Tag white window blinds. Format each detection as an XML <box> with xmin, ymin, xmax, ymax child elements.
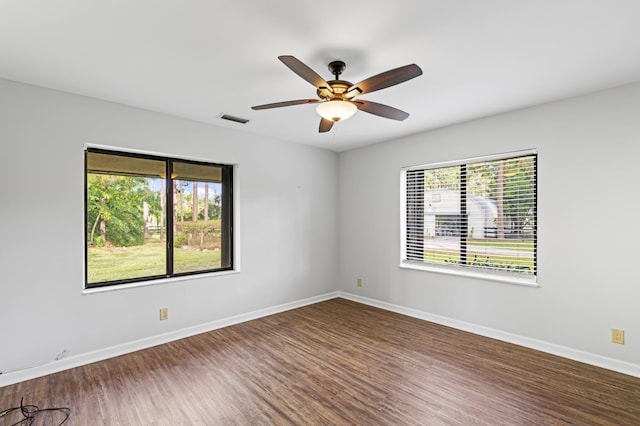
<box><xmin>401</xmin><ymin>150</ymin><xmax>537</xmax><ymax>285</ymax></box>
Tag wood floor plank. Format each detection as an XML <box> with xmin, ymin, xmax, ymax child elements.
<box><xmin>1</xmin><ymin>298</ymin><xmax>639</xmax><ymax>425</ymax></box>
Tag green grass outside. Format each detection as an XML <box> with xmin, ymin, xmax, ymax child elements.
<box><xmin>467</xmin><ymin>238</ymin><xmax>535</xmax><ymax>252</ymax></box>
<box><xmin>87</xmin><ymin>240</ymin><xmax>221</xmax><ymax>283</ymax></box>
<box><xmin>424</xmin><ymin>238</ymin><xmax>535</xmax><ymax>272</ymax></box>
<box><xmin>174</xmin><ymin>246</ymin><xmax>221</xmax><ymax>274</ymax></box>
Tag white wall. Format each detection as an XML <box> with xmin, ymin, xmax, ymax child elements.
<box><xmin>338</xmin><ymin>82</ymin><xmax>640</xmax><ymax>372</ymax></box>
<box><xmin>2</xmin><ymin>77</ymin><xmax>639</xmax><ymax>386</ymax></box>
<box><xmin>0</xmin><ymin>79</ymin><xmax>338</xmax><ymax>381</ymax></box>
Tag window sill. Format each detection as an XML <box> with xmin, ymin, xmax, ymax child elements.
<box><xmin>82</xmin><ymin>269</ymin><xmax>240</xmax><ymax>295</ymax></box>
<box><xmin>399</xmin><ymin>261</ymin><xmax>539</xmax><ymax>288</ymax></box>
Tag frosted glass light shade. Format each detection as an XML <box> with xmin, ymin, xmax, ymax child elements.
<box><xmin>316</xmin><ymin>100</ymin><xmax>357</xmax><ymax>122</ymax></box>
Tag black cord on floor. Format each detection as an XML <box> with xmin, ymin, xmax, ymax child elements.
<box><xmin>0</xmin><ymin>397</ymin><xmax>70</xmax><ymax>425</ymax></box>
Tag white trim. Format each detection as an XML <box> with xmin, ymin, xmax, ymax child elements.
<box><xmin>4</xmin><ymin>291</ymin><xmax>637</xmax><ymax>387</ymax></box>
<box><xmin>84</xmin><ymin>142</ymin><xmax>238</xmax><ymax>168</ymax></box>
<box><xmin>401</xmin><ymin>148</ymin><xmax>538</xmax><ymax>172</ymax></box>
<box><xmin>338</xmin><ymin>291</ymin><xmax>640</xmax><ymax>379</ymax></box>
<box><xmin>82</xmin><ymin>269</ymin><xmax>241</xmax><ymax>295</ymax></box>
<box><xmin>399</xmin><ymin>261</ymin><xmax>539</xmax><ymax>287</ymax></box>
<box><xmin>82</xmin><ymin>143</ymin><xmax>241</xmax><ymax>293</ymax></box>
<box><xmin>0</xmin><ymin>292</ymin><xmax>339</xmax><ymax>387</ymax></box>
<box><xmin>400</xmin><ymin>149</ymin><xmax>538</xmax><ymax>286</ymax></box>
<box><xmin>399</xmin><ymin>169</ymin><xmax>408</xmax><ymax>261</ymax></box>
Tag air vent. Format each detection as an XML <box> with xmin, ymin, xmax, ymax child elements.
<box><xmin>218</xmin><ymin>114</ymin><xmax>249</xmax><ymax>124</ymax></box>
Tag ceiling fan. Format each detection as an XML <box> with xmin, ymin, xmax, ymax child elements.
<box><xmin>251</xmin><ymin>55</ymin><xmax>423</xmax><ymax>133</ymax></box>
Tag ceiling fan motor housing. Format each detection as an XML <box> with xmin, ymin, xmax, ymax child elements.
<box><xmin>318</xmin><ymin>60</ymin><xmax>360</xmax><ymax>100</ymax></box>
<box><xmin>317</xmin><ymin>80</ymin><xmax>352</xmax><ymax>100</ymax></box>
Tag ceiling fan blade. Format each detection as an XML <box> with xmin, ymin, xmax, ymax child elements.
<box><xmin>347</xmin><ymin>64</ymin><xmax>423</xmax><ymax>97</ymax></box>
<box><xmin>354</xmin><ymin>100</ymin><xmax>410</xmax><ymax>121</ymax></box>
<box><xmin>251</xmin><ymin>98</ymin><xmax>320</xmax><ymax>110</ymax></box>
<box><xmin>279</xmin><ymin>55</ymin><xmax>333</xmax><ymax>91</ymax></box>
<box><xmin>319</xmin><ymin>118</ymin><xmax>334</xmax><ymax>133</ymax></box>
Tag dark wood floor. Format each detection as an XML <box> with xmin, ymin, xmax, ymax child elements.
<box><xmin>1</xmin><ymin>298</ymin><xmax>639</xmax><ymax>425</ymax></box>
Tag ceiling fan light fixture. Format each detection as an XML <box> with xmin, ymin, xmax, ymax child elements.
<box><xmin>252</xmin><ymin>56</ymin><xmax>423</xmax><ymax>132</ymax></box>
<box><xmin>316</xmin><ymin>100</ymin><xmax>357</xmax><ymax>122</ymax></box>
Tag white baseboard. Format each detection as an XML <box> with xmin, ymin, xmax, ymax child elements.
<box><xmin>338</xmin><ymin>291</ymin><xmax>640</xmax><ymax>379</ymax></box>
<box><xmin>3</xmin><ymin>290</ymin><xmax>637</xmax><ymax>388</ymax></box>
<box><xmin>0</xmin><ymin>292</ymin><xmax>339</xmax><ymax>388</ymax></box>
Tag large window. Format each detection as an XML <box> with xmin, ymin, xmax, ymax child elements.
<box><xmin>401</xmin><ymin>150</ymin><xmax>537</xmax><ymax>285</ymax></box>
<box><xmin>85</xmin><ymin>148</ymin><xmax>234</xmax><ymax>288</ymax></box>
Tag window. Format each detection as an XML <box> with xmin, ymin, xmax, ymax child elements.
<box><xmin>401</xmin><ymin>150</ymin><xmax>537</xmax><ymax>285</ymax></box>
<box><xmin>85</xmin><ymin>148</ymin><xmax>234</xmax><ymax>288</ymax></box>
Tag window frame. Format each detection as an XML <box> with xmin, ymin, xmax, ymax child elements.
<box><xmin>84</xmin><ymin>145</ymin><xmax>236</xmax><ymax>290</ymax></box>
<box><xmin>400</xmin><ymin>149</ymin><xmax>538</xmax><ymax>287</ymax></box>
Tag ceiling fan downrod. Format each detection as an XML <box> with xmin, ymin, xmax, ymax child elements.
<box><xmin>328</xmin><ymin>60</ymin><xmax>346</xmax><ymax>79</ymax></box>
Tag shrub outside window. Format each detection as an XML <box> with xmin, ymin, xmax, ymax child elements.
<box><xmin>401</xmin><ymin>150</ymin><xmax>537</xmax><ymax>286</ymax></box>
<box><xmin>85</xmin><ymin>148</ymin><xmax>233</xmax><ymax>288</ymax></box>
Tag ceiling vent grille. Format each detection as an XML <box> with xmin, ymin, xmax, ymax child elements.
<box><xmin>218</xmin><ymin>114</ymin><xmax>249</xmax><ymax>124</ymax></box>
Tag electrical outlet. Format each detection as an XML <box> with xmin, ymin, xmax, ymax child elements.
<box><xmin>160</xmin><ymin>308</ymin><xmax>168</xmax><ymax>321</ymax></box>
<box><xmin>357</xmin><ymin>278</ymin><xmax>362</xmax><ymax>287</ymax></box>
<box><xmin>611</xmin><ymin>329</ymin><xmax>625</xmax><ymax>344</ymax></box>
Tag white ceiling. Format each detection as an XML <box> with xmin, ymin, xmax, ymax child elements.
<box><xmin>2</xmin><ymin>1</ymin><xmax>640</xmax><ymax>152</ymax></box>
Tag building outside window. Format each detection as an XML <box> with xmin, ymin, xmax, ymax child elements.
<box><xmin>401</xmin><ymin>150</ymin><xmax>537</xmax><ymax>285</ymax></box>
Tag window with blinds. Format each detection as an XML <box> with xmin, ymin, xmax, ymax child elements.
<box><xmin>401</xmin><ymin>150</ymin><xmax>537</xmax><ymax>285</ymax></box>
